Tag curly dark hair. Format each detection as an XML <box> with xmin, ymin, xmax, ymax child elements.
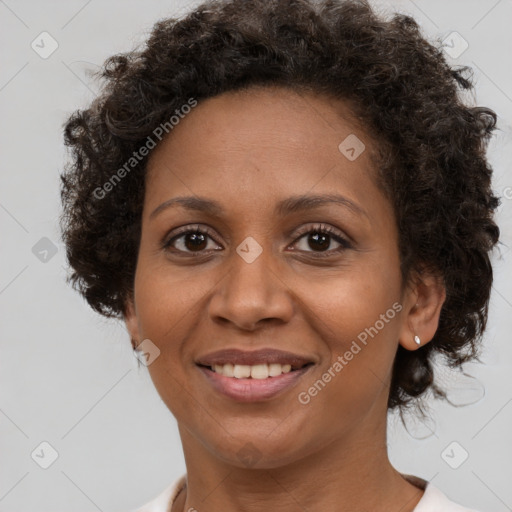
<box><xmin>60</xmin><ymin>0</ymin><xmax>500</xmax><ymax>409</ymax></box>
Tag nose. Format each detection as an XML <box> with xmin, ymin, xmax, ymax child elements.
<box><xmin>208</xmin><ymin>244</ymin><xmax>295</xmax><ymax>331</ymax></box>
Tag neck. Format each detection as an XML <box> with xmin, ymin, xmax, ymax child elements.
<box><xmin>174</xmin><ymin>414</ymin><xmax>424</xmax><ymax>512</ymax></box>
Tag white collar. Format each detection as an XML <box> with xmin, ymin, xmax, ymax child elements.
<box><xmin>132</xmin><ymin>474</ymin><xmax>480</xmax><ymax>512</ymax></box>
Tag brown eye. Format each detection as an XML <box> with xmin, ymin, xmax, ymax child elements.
<box><xmin>182</xmin><ymin>231</ymin><xmax>208</xmax><ymax>251</ymax></box>
<box><xmin>163</xmin><ymin>227</ymin><xmax>221</xmax><ymax>254</ymax></box>
<box><xmin>292</xmin><ymin>224</ymin><xmax>352</xmax><ymax>256</ymax></box>
<box><xmin>305</xmin><ymin>232</ymin><xmax>331</xmax><ymax>252</ymax></box>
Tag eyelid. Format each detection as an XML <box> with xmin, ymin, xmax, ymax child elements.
<box><xmin>162</xmin><ymin>222</ymin><xmax>353</xmax><ymax>255</ymax></box>
<box><xmin>290</xmin><ymin>223</ymin><xmax>352</xmax><ymax>247</ymax></box>
<box><xmin>161</xmin><ymin>224</ymin><xmax>222</xmax><ymax>250</ymax></box>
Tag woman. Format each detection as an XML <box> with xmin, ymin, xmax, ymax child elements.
<box><xmin>60</xmin><ymin>0</ymin><xmax>500</xmax><ymax>510</ymax></box>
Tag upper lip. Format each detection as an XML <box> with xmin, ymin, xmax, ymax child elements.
<box><xmin>195</xmin><ymin>348</ymin><xmax>315</xmax><ymax>369</ymax></box>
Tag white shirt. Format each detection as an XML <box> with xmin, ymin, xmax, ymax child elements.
<box><xmin>131</xmin><ymin>474</ymin><xmax>481</xmax><ymax>512</ymax></box>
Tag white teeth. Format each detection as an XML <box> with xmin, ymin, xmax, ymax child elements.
<box><xmin>251</xmin><ymin>364</ymin><xmax>268</xmax><ymax>379</ymax></box>
<box><xmin>268</xmin><ymin>363</ymin><xmax>284</xmax><ymax>377</ymax></box>
<box><xmin>233</xmin><ymin>365</ymin><xmax>251</xmax><ymax>378</ymax></box>
<box><xmin>212</xmin><ymin>363</ymin><xmax>293</xmax><ymax>378</ymax></box>
<box><xmin>223</xmin><ymin>363</ymin><xmax>234</xmax><ymax>377</ymax></box>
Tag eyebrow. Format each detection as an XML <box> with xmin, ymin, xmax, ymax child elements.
<box><xmin>149</xmin><ymin>193</ymin><xmax>369</xmax><ymax>220</ymax></box>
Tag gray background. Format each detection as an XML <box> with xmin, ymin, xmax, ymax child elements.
<box><xmin>1</xmin><ymin>0</ymin><xmax>511</xmax><ymax>510</ymax></box>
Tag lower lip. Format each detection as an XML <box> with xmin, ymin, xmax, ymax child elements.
<box><xmin>197</xmin><ymin>365</ymin><xmax>313</xmax><ymax>402</ymax></box>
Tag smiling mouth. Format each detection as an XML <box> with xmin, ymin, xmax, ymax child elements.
<box><xmin>197</xmin><ymin>362</ymin><xmax>313</xmax><ymax>379</ymax></box>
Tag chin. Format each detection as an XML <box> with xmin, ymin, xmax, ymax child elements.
<box><xmin>202</xmin><ymin>427</ymin><xmax>315</xmax><ymax>470</ymax></box>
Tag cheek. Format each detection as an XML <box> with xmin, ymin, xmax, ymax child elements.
<box><xmin>303</xmin><ymin>256</ymin><xmax>402</xmax><ymax>341</ymax></box>
<box><xmin>133</xmin><ymin>257</ymin><xmax>213</xmax><ymax>337</ymax></box>
<box><xmin>298</xmin><ymin>257</ymin><xmax>403</xmax><ymax>395</ymax></box>
<box><xmin>132</xmin><ymin>262</ymin><xmax>213</xmax><ymax>406</ymax></box>
<box><xmin>294</xmin><ymin>297</ymin><xmax>401</xmax><ymax>442</ymax></box>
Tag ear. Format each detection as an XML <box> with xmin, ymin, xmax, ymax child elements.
<box><xmin>124</xmin><ymin>298</ymin><xmax>141</xmax><ymax>351</ymax></box>
<box><xmin>398</xmin><ymin>268</ymin><xmax>446</xmax><ymax>351</ymax></box>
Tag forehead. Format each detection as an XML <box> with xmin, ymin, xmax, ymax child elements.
<box><xmin>153</xmin><ymin>86</ymin><xmax>367</xmax><ymax>150</ymax></box>
<box><xmin>147</xmin><ymin>87</ymin><xmax>374</xmax><ymax>170</ymax></box>
<box><xmin>143</xmin><ymin>86</ymin><xmax>388</xmax><ymax>224</ymax></box>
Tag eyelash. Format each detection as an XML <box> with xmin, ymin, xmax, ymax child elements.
<box><xmin>161</xmin><ymin>223</ymin><xmax>352</xmax><ymax>258</ymax></box>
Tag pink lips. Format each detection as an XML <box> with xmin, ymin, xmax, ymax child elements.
<box><xmin>195</xmin><ymin>348</ymin><xmax>315</xmax><ymax>402</ymax></box>
<box><xmin>198</xmin><ymin>364</ymin><xmax>313</xmax><ymax>402</ymax></box>
<box><xmin>195</xmin><ymin>348</ymin><xmax>314</xmax><ymax>369</ymax></box>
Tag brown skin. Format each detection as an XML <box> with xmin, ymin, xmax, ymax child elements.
<box><xmin>125</xmin><ymin>86</ymin><xmax>446</xmax><ymax>512</ymax></box>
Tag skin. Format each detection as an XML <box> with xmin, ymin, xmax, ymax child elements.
<box><xmin>125</xmin><ymin>86</ymin><xmax>446</xmax><ymax>512</ymax></box>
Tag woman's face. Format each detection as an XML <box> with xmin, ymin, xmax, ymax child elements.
<box><xmin>126</xmin><ymin>86</ymin><xmax>419</xmax><ymax>468</ymax></box>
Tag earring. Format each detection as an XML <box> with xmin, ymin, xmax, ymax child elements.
<box><xmin>414</xmin><ymin>335</ymin><xmax>421</xmax><ymax>346</ymax></box>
